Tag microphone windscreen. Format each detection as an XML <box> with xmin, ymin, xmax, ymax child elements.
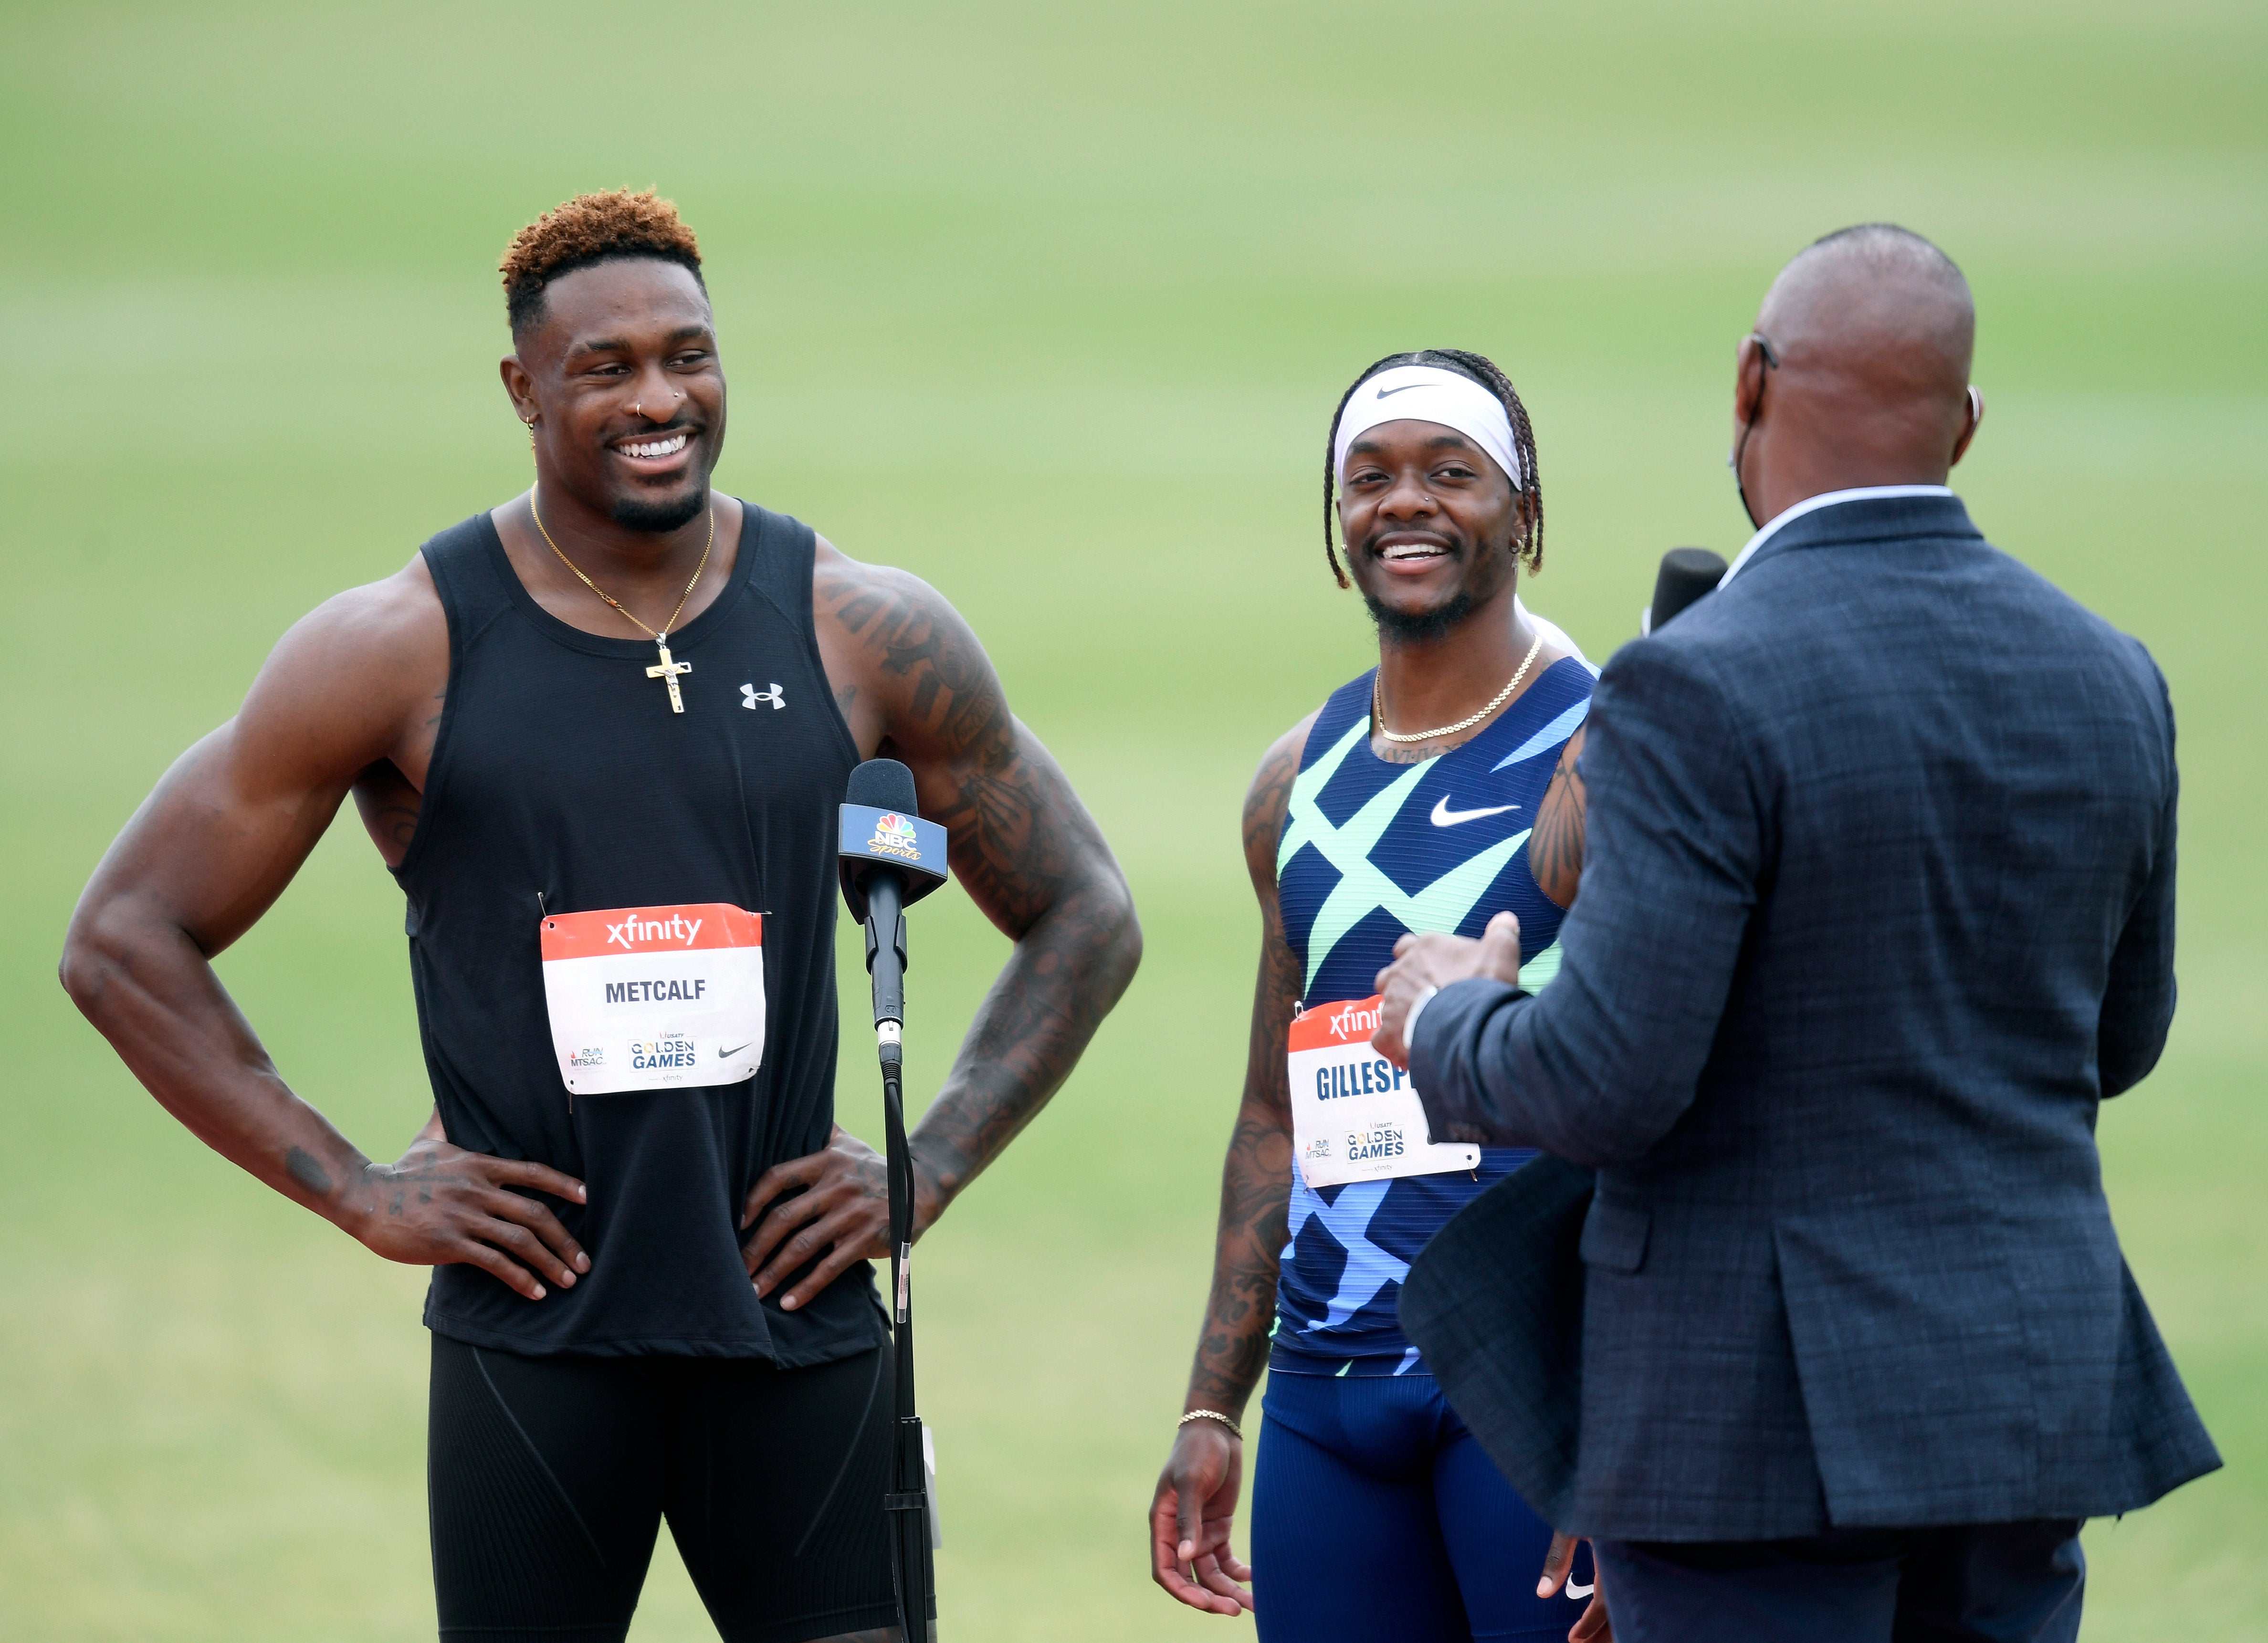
<box><xmin>846</xmin><ymin>757</ymin><xmax>920</xmax><ymax>818</ymax></box>
<box><xmin>1649</xmin><ymin>547</ymin><xmax>1728</xmax><ymax>635</ymax></box>
<box><xmin>839</xmin><ymin>758</ymin><xmax>946</xmax><ymax>918</ymax></box>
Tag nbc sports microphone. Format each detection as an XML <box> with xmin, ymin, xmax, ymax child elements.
<box><xmin>837</xmin><ymin>758</ymin><xmax>951</xmax><ymax>1626</ymax></box>
<box><xmin>1640</xmin><ymin>546</ymin><xmax>1729</xmax><ymax>637</ymax></box>
<box><xmin>839</xmin><ymin>758</ymin><xmax>950</xmax><ymax>1037</ymax></box>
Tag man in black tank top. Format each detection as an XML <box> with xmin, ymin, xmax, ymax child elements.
<box><xmin>62</xmin><ymin>189</ymin><xmax>1142</xmax><ymax>1643</ymax></box>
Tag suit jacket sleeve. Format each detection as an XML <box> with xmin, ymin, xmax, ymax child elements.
<box><xmin>1410</xmin><ymin>636</ymin><xmax>1764</xmax><ymax>1165</ymax></box>
<box><xmin>2099</xmin><ymin>654</ymin><xmax>2179</xmax><ymax>1097</ymax></box>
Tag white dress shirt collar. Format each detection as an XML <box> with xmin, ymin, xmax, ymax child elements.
<box><xmin>1717</xmin><ymin>485</ymin><xmax>1955</xmax><ymax>587</ymax></box>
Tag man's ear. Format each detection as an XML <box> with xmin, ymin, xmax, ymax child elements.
<box><xmin>1732</xmin><ymin>334</ymin><xmax>1769</xmax><ymax>431</ymax></box>
<box><xmin>1950</xmin><ymin>385</ymin><xmax>1984</xmax><ymax>467</ymax></box>
<box><xmin>500</xmin><ymin>354</ymin><xmax>537</xmax><ymax>423</ymax></box>
<box><xmin>1502</xmin><ymin>496</ymin><xmax>1532</xmax><ymax>567</ymax></box>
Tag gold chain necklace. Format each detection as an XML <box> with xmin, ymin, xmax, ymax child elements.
<box><xmin>1373</xmin><ymin>628</ymin><xmax>1544</xmax><ymax>745</ymax></box>
<box><xmin>529</xmin><ymin>489</ymin><xmax>714</xmax><ymax>714</ymax></box>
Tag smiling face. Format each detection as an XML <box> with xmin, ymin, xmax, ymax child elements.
<box><xmin>506</xmin><ymin>257</ymin><xmax>725</xmax><ymax>532</ymax></box>
<box><xmin>1336</xmin><ymin>419</ymin><xmax>1523</xmax><ymax>640</ymax></box>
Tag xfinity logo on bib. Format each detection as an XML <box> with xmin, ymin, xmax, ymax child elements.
<box><xmin>1326</xmin><ymin>1000</ymin><xmax>1381</xmax><ymax>1041</ymax></box>
<box><xmin>607</xmin><ymin>913</ymin><xmax>704</xmax><ymax>950</ymax></box>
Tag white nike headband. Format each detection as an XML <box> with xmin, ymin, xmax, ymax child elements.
<box><xmin>1332</xmin><ymin>364</ymin><xmax>1522</xmax><ymax>491</ymax></box>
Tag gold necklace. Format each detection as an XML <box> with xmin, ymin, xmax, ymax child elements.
<box><xmin>1373</xmin><ymin>628</ymin><xmax>1544</xmax><ymax>745</ymax></box>
<box><xmin>529</xmin><ymin>490</ymin><xmax>714</xmax><ymax>715</ymax></box>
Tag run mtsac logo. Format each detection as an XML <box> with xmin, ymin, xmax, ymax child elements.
<box><xmin>1302</xmin><ymin>1134</ymin><xmax>1333</xmax><ymax>1162</ymax></box>
<box><xmin>867</xmin><ymin>812</ymin><xmax>924</xmax><ymax>862</ymax></box>
<box><xmin>569</xmin><ymin>1046</ymin><xmax>605</xmax><ymax>1068</ymax></box>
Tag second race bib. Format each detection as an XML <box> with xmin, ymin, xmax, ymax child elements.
<box><xmin>538</xmin><ymin>903</ymin><xmax>765</xmax><ymax>1096</ymax></box>
<box><xmin>1288</xmin><ymin>995</ymin><xmax>1481</xmax><ymax>1189</ymax></box>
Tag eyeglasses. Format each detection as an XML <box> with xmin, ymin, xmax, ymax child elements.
<box><xmin>1746</xmin><ymin>332</ymin><xmax>1781</xmax><ymax>370</ymax></box>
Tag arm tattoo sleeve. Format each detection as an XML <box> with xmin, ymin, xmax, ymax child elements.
<box><xmin>822</xmin><ymin>565</ymin><xmax>1143</xmax><ymax>1212</ymax></box>
<box><xmin>1528</xmin><ymin>725</ymin><xmax>1588</xmax><ymax>910</ymax></box>
<box><xmin>1185</xmin><ymin>730</ymin><xmax>1305</xmax><ymax>1416</ymax></box>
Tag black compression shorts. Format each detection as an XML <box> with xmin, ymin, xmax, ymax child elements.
<box><xmin>428</xmin><ymin>1334</ymin><xmax>904</xmax><ymax>1642</ymax></box>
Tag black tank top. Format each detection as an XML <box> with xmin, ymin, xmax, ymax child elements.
<box><xmin>397</xmin><ymin>502</ymin><xmax>884</xmax><ymax>1363</ymax></box>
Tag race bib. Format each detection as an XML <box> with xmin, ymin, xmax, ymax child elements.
<box><xmin>538</xmin><ymin>903</ymin><xmax>765</xmax><ymax>1096</ymax></box>
<box><xmin>1288</xmin><ymin>995</ymin><xmax>1481</xmax><ymax>1189</ymax></box>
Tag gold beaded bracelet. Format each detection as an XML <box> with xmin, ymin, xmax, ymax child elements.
<box><xmin>1178</xmin><ymin>1409</ymin><xmax>1243</xmax><ymax>1440</ymax></box>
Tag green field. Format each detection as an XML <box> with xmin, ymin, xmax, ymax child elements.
<box><xmin>2</xmin><ymin>2</ymin><xmax>2262</xmax><ymax>1637</ymax></box>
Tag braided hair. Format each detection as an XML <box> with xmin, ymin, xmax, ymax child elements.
<box><xmin>1322</xmin><ymin>348</ymin><xmax>1543</xmax><ymax>588</ymax></box>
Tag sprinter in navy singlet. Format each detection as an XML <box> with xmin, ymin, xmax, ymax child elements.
<box><xmin>1152</xmin><ymin>351</ymin><xmax>1604</xmax><ymax>1641</ymax></box>
<box><xmin>65</xmin><ymin>189</ymin><xmax>1139</xmax><ymax>1643</ymax></box>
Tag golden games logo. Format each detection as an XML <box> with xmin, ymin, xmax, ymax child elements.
<box><xmin>1343</xmin><ymin>1123</ymin><xmax>1406</xmax><ymax>1162</ymax></box>
<box><xmin>630</xmin><ymin>1036</ymin><xmax>697</xmax><ymax>1072</ymax></box>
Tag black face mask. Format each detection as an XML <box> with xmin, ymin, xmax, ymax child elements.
<box><xmin>1726</xmin><ymin>333</ymin><xmax>1780</xmax><ymax>530</ymax></box>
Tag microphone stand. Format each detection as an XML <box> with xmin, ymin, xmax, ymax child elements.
<box><xmin>863</xmin><ymin>872</ymin><xmax>935</xmax><ymax>1641</ymax></box>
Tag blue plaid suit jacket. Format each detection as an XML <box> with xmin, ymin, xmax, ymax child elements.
<box><xmin>1407</xmin><ymin>493</ymin><xmax>2218</xmax><ymax>1540</ymax></box>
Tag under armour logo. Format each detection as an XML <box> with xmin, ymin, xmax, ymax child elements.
<box><xmin>741</xmin><ymin>682</ymin><xmax>785</xmax><ymax>711</ymax></box>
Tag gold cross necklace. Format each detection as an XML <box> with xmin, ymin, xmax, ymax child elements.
<box><xmin>529</xmin><ymin>490</ymin><xmax>714</xmax><ymax>714</ymax></box>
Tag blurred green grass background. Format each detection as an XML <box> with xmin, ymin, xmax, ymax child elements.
<box><xmin>2</xmin><ymin>1</ymin><xmax>2261</xmax><ymax>1637</ymax></box>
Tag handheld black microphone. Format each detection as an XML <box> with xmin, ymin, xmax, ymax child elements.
<box><xmin>1642</xmin><ymin>546</ymin><xmax>1729</xmax><ymax>636</ymax></box>
<box><xmin>836</xmin><ymin>758</ymin><xmax>951</xmax><ymax>1634</ymax></box>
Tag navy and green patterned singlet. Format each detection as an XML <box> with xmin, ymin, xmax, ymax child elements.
<box><xmin>1271</xmin><ymin>652</ymin><xmax>1596</xmax><ymax>1375</ymax></box>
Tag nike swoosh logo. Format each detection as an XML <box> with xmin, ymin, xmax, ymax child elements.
<box><xmin>718</xmin><ymin>1043</ymin><xmax>752</xmax><ymax>1059</ymax></box>
<box><xmin>1430</xmin><ymin>795</ymin><xmax>1519</xmax><ymax>827</ymax></box>
<box><xmin>1566</xmin><ymin>1581</ymin><xmax>1595</xmax><ymax>1600</ymax></box>
<box><xmin>1376</xmin><ymin>382</ymin><xmax>1427</xmax><ymax>397</ymax></box>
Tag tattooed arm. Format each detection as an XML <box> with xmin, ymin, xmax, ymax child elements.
<box><xmin>739</xmin><ymin>542</ymin><xmax>1144</xmax><ymax>1308</ymax></box>
<box><xmin>1528</xmin><ymin>723</ymin><xmax>1588</xmax><ymax>909</ymax></box>
<box><xmin>1147</xmin><ymin>717</ymin><xmax>1310</xmax><ymax>1617</ymax></box>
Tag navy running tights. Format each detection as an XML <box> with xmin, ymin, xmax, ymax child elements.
<box><xmin>1252</xmin><ymin>1368</ymin><xmax>1592</xmax><ymax>1642</ymax></box>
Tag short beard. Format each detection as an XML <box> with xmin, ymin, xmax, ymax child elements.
<box><xmin>610</xmin><ymin>483</ymin><xmax>709</xmax><ymax>534</ymax></box>
<box><xmin>1365</xmin><ymin>587</ymin><xmax>1477</xmax><ymax>644</ymax></box>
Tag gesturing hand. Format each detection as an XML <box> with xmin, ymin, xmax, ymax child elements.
<box><xmin>1150</xmin><ymin>1420</ymin><xmax>1255</xmax><ymax>1616</ymax></box>
<box><xmin>1538</xmin><ymin>1530</ymin><xmax>1614</xmax><ymax>1643</ymax></box>
<box><xmin>740</xmin><ymin>1125</ymin><xmax>939</xmax><ymax>1311</ymax></box>
<box><xmin>1371</xmin><ymin>910</ymin><xmax>1524</xmax><ymax>1067</ymax></box>
<box><xmin>356</xmin><ymin>1134</ymin><xmax>589</xmax><ymax>1301</ymax></box>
